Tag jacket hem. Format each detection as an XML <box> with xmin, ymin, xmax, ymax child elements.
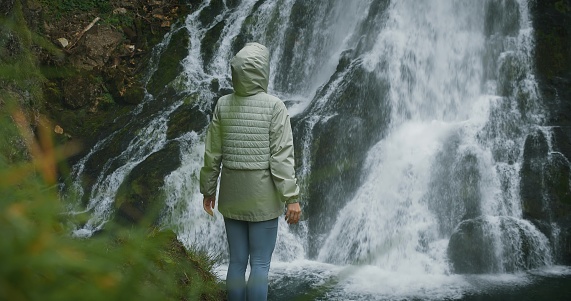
<box><xmin>220</xmin><ymin>209</ymin><xmax>283</xmax><ymax>222</ymax></box>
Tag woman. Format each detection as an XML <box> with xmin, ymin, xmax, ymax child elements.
<box><xmin>200</xmin><ymin>42</ymin><xmax>301</xmax><ymax>301</ymax></box>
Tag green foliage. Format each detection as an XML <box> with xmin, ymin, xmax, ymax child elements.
<box><xmin>103</xmin><ymin>10</ymin><xmax>135</xmax><ymax>27</ymax></box>
<box><xmin>0</xmin><ymin>2</ymin><xmax>225</xmax><ymax>300</ymax></box>
<box><xmin>38</xmin><ymin>0</ymin><xmax>133</xmax><ymax>27</ymax></box>
<box><xmin>0</xmin><ymin>100</ymin><xmax>224</xmax><ymax>301</ymax></box>
<box><xmin>99</xmin><ymin>92</ymin><xmax>115</xmax><ymax>108</ymax></box>
<box><xmin>0</xmin><ymin>1</ymin><xmax>47</xmax><ymax>112</ymax></box>
<box><xmin>39</xmin><ymin>0</ymin><xmax>113</xmax><ymax>19</ymax></box>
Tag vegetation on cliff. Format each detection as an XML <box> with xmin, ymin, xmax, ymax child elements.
<box><xmin>1</xmin><ymin>0</ymin><xmax>224</xmax><ymax>299</ymax></box>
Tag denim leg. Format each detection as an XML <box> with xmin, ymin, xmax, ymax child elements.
<box><xmin>224</xmin><ymin>218</ymin><xmax>249</xmax><ymax>301</ymax></box>
<box><xmin>247</xmin><ymin>218</ymin><xmax>278</xmax><ymax>301</ymax></box>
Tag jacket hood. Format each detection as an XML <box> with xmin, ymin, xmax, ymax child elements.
<box><xmin>231</xmin><ymin>42</ymin><xmax>270</xmax><ymax>96</ymax></box>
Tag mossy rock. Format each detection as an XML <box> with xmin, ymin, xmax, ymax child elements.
<box><xmin>166</xmin><ymin>102</ymin><xmax>208</xmax><ymax>140</ymax></box>
<box><xmin>105</xmin><ymin>67</ymin><xmax>145</xmax><ymax>105</ymax></box>
<box><xmin>198</xmin><ymin>0</ymin><xmax>225</xmax><ymax>27</ymax></box>
<box><xmin>201</xmin><ymin>19</ymin><xmax>225</xmax><ymax>69</ymax></box>
<box><xmin>520</xmin><ymin>129</ymin><xmax>549</xmax><ymax>220</ymax></box>
<box><xmin>61</xmin><ymin>72</ymin><xmax>103</xmax><ymax>109</ymax></box>
<box><xmin>115</xmin><ymin>140</ymin><xmax>182</xmax><ymax>225</ymax></box>
<box><xmin>448</xmin><ymin>217</ymin><xmax>551</xmax><ymax>274</ymax></box>
<box><xmin>292</xmin><ymin>61</ymin><xmax>390</xmax><ymax>257</ymax></box>
<box><xmin>147</xmin><ymin>28</ymin><xmax>190</xmax><ymax>96</ymax></box>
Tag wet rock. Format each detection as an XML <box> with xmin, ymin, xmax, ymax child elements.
<box><xmin>293</xmin><ymin>61</ymin><xmax>390</xmax><ymax>258</ymax></box>
<box><xmin>147</xmin><ymin>28</ymin><xmax>189</xmax><ymax>96</ymax></box>
<box><xmin>448</xmin><ymin>216</ymin><xmax>552</xmax><ymax>274</ymax></box>
<box><xmin>200</xmin><ymin>19</ymin><xmax>225</xmax><ymax>69</ymax></box>
<box><xmin>166</xmin><ymin>102</ymin><xmax>208</xmax><ymax>140</ymax></box>
<box><xmin>520</xmin><ymin>129</ymin><xmax>549</xmax><ymax>220</ymax></box>
<box><xmin>484</xmin><ymin>0</ymin><xmax>520</xmax><ymax>37</ymax></box>
<box><xmin>520</xmin><ymin>128</ymin><xmax>571</xmax><ymax>263</ymax></box>
<box><xmin>426</xmin><ymin>135</ymin><xmax>482</xmax><ymax>236</ymax></box>
<box><xmin>198</xmin><ymin>0</ymin><xmax>224</xmax><ymax>27</ymax></box>
<box><xmin>115</xmin><ymin>140</ymin><xmax>182</xmax><ymax>225</ymax></box>
<box><xmin>545</xmin><ymin>153</ymin><xmax>571</xmax><ymax>210</ymax></box>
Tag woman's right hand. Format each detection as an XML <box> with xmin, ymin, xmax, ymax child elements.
<box><xmin>203</xmin><ymin>195</ymin><xmax>216</xmax><ymax>216</ymax></box>
<box><xmin>285</xmin><ymin>202</ymin><xmax>301</xmax><ymax>224</ymax></box>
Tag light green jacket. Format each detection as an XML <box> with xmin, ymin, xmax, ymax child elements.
<box><xmin>200</xmin><ymin>42</ymin><xmax>299</xmax><ymax>222</ymax></box>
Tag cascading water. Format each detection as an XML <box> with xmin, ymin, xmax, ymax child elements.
<box><xmin>65</xmin><ymin>0</ymin><xmax>571</xmax><ymax>300</ymax></box>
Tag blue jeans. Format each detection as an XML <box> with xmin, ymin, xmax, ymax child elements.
<box><xmin>224</xmin><ymin>217</ymin><xmax>278</xmax><ymax>301</ymax></box>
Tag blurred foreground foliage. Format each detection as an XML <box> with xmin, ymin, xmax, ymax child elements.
<box><xmin>0</xmin><ymin>100</ymin><xmax>224</xmax><ymax>301</ymax></box>
<box><xmin>0</xmin><ymin>2</ymin><xmax>224</xmax><ymax>300</ymax></box>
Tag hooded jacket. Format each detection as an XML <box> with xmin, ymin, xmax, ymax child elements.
<box><xmin>199</xmin><ymin>43</ymin><xmax>299</xmax><ymax>221</ymax></box>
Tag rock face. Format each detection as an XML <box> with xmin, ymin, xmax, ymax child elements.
<box><xmin>527</xmin><ymin>0</ymin><xmax>571</xmax><ymax>264</ymax></box>
<box><xmin>520</xmin><ymin>129</ymin><xmax>571</xmax><ymax>264</ymax></box>
<box><xmin>115</xmin><ymin>140</ymin><xmax>182</xmax><ymax>225</ymax></box>
<box><xmin>146</xmin><ymin>28</ymin><xmax>190</xmax><ymax>97</ymax></box>
<box><xmin>532</xmin><ymin>0</ymin><xmax>571</xmax><ymax>126</ymax></box>
<box><xmin>293</xmin><ymin>55</ymin><xmax>391</xmax><ymax>258</ymax></box>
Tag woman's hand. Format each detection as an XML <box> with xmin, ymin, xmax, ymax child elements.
<box><xmin>285</xmin><ymin>202</ymin><xmax>301</xmax><ymax>224</ymax></box>
<box><xmin>203</xmin><ymin>195</ymin><xmax>216</xmax><ymax>216</ymax></box>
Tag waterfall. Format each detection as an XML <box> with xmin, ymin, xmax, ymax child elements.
<box><xmin>65</xmin><ymin>0</ymin><xmax>566</xmax><ymax>299</ymax></box>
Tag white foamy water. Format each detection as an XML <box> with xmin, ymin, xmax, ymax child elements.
<box><xmin>162</xmin><ymin>0</ymin><xmax>553</xmax><ymax>297</ymax></box>
<box><xmin>66</xmin><ymin>0</ymin><xmax>563</xmax><ymax>299</ymax></box>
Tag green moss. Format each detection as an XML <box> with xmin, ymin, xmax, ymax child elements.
<box><xmin>555</xmin><ymin>0</ymin><xmax>569</xmax><ymax>13</ymax></box>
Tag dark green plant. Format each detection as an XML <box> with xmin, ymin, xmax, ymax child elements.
<box><xmin>0</xmin><ymin>98</ymin><xmax>224</xmax><ymax>301</ymax></box>
<box><xmin>0</xmin><ymin>2</ymin><xmax>225</xmax><ymax>300</ymax></box>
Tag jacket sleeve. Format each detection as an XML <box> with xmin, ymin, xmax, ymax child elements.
<box><xmin>200</xmin><ymin>104</ymin><xmax>223</xmax><ymax>197</ymax></box>
<box><xmin>269</xmin><ymin>101</ymin><xmax>300</xmax><ymax>204</ymax></box>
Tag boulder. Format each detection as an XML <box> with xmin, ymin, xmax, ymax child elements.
<box><xmin>70</xmin><ymin>26</ymin><xmax>124</xmax><ymax>70</ymax></box>
<box><xmin>448</xmin><ymin>216</ymin><xmax>552</xmax><ymax>274</ymax></box>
